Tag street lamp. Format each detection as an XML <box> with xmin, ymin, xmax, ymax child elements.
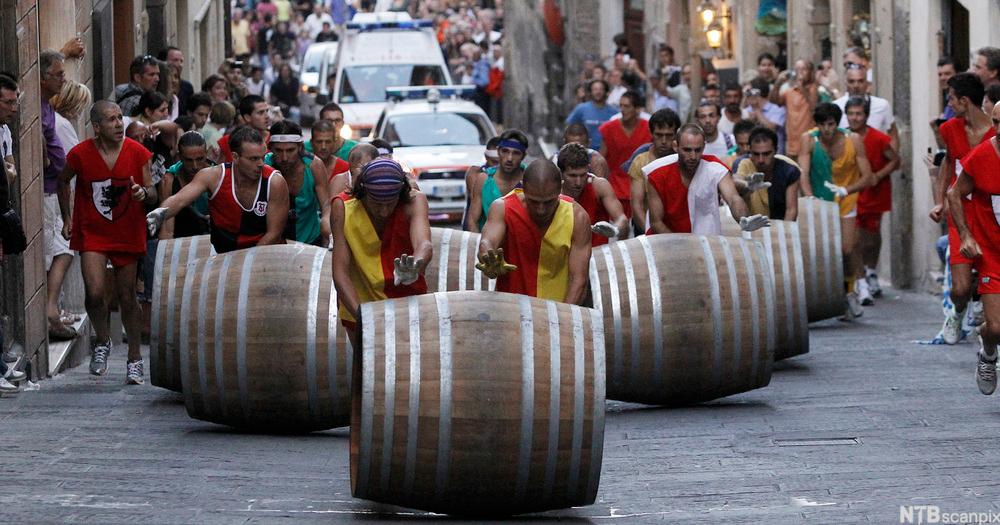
<box><xmin>697</xmin><ymin>0</ymin><xmax>717</xmax><ymax>27</ymax></box>
<box><xmin>705</xmin><ymin>19</ymin><xmax>724</xmax><ymax>49</ymax></box>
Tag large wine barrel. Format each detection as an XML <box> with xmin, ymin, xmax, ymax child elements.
<box><xmin>720</xmin><ymin>217</ymin><xmax>810</xmax><ymax>360</ymax></box>
<box><xmin>179</xmin><ymin>244</ymin><xmax>352</xmax><ymax>432</ymax></box>
<box><xmin>589</xmin><ymin>234</ymin><xmax>776</xmax><ymax>405</ymax></box>
<box><xmin>423</xmin><ymin>227</ymin><xmax>495</xmax><ymax>292</ymax></box>
<box><xmin>150</xmin><ymin>235</ymin><xmax>215</xmax><ymax>392</ymax></box>
<box><xmin>798</xmin><ymin>198</ymin><xmax>845</xmax><ymax>322</ymax></box>
<box><xmin>352</xmin><ymin>291</ymin><xmax>605</xmax><ymax>515</ymax></box>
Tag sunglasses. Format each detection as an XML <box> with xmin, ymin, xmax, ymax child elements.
<box><xmin>844</xmin><ymin>62</ymin><xmax>865</xmax><ymax>70</ymax></box>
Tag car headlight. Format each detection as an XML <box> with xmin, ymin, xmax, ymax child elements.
<box><xmin>340</xmin><ymin>124</ymin><xmax>353</xmax><ymax>140</ymax></box>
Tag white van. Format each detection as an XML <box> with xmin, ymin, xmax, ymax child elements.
<box><xmin>298</xmin><ymin>42</ymin><xmax>339</xmax><ymax>126</ymax></box>
<box><xmin>332</xmin><ymin>18</ymin><xmax>452</xmax><ymax>139</ymax></box>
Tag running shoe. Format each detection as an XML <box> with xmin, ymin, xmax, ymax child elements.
<box><xmin>942</xmin><ymin>311</ymin><xmax>965</xmax><ymax>345</ymax></box>
<box><xmin>841</xmin><ymin>292</ymin><xmax>864</xmax><ymax>321</ymax></box>
<box><xmin>90</xmin><ymin>340</ymin><xmax>111</xmax><ymax>376</ymax></box>
<box><xmin>0</xmin><ymin>377</ymin><xmax>18</xmax><ymax>394</ymax></box>
<box><xmin>865</xmin><ymin>270</ymin><xmax>882</xmax><ymax>297</ymax></box>
<box><xmin>125</xmin><ymin>359</ymin><xmax>144</xmax><ymax>385</ymax></box>
<box><xmin>977</xmin><ymin>346</ymin><xmax>997</xmax><ymax>395</ymax></box>
<box><xmin>3</xmin><ymin>366</ymin><xmax>25</xmax><ymax>382</ymax></box>
<box><xmin>857</xmin><ymin>278</ymin><xmax>875</xmax><ymax>306</ymax></box>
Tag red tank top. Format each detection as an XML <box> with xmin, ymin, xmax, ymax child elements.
<box><xmin>65</xmin><ymin>138</ymin><xmax>152</xmax><ymax>254</ymax></box>
<box><xmin>598</xmin><ymin>118</ymin><xmax>651</xmax><ymax>203</ymax></box>
<box><xmin>497</xmin><ymin>191</ymin><xmax>575</xmax><ymax>300</ymax></box>
<box><xmin>941</xmin><ymin>117</ymin><xmax>996</xmax><ymax>186</ymax></box>
<box><xmin>328</xmin><ymin>156</ymin><xmax>351</xmax><ymax>184</ymax></box>
<box><xmin>646</xmin><ymin>162</ymin><xmax>692</xmax><ymax>234</ymax></box>
<box><xmin>208</xmin><ymin>163</ymin><xmax>278</xmax><ymax>253</ymax></box>
<box><xmin>575</xmin><ymin>179</ymin><xmax>611</xmax><ymax>246</ymax></box>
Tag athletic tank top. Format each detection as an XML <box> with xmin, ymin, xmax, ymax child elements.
<box><xmin>337</xmin><ymin>195</ymin><xmax>427</xmax><ymax>322</ymax></box>
<box><xmin>810</xmin><ymin>129</ymin><xmax>860</xmax><ymax>215</ymax></box>
<box><xmin>497</xmin><ymin>189</ymin><xmax>575</xmax><ymax>301</ymax></box>
<box><xmin>574</xmin><ymin>178</ymin><xmax>611</xmax><ymax>247</ymax></box>
<box><xmin>478</xmin><ymin>166</ymin><xmax>522</xmax><ymax>230</ymax></box>
<box><xmin>208</xmin><ymin>163</ymin><xmax>275</xmax><ymax>253</ymax></box>
<box><xmin>265</xmin><ymin>153</ymin><xmax>321</xmax><ymax>245</ymax></box>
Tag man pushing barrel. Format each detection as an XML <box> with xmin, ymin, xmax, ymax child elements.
<box><xmin>477</xmin><ymin>159</ymin><xmax>592</xmax><ymax>305</ymax></box>
<box><xmin>330</xmin><ymin>158</ymin><xmax>433</xmax><ymax>346</ymax></box>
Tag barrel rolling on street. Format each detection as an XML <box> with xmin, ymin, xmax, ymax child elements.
<box><xmin>351</xmin><ymin>291</ymin><xmax>605</xmax><ymax>515</ymax></box>
<box><xmin>720</xmin><ymin>216</ymin><xmax>810</xmax><ymax>360</ymax></box>
<box><xmin>178</xmin><ymin>244</ymin><xmax>353</xmax><ymax>432</ymax></box>
<box><xmin>590</xmin><ymin>234</ymin><xmax>776</xmax><ymax>405</ymax></box>
<box><xmin>797</xmin><ymin>198</ymin><xmax>845</xmax><ymax>322</ymax></box>
<box><xmin>423</xmin><ymin>227</ymin><xmax>495</xmax><ymax>293</ymax></box>
<box><xmin>150</xmin><ymin>235</ymin><xmax>215</xmax><ymax>392</ymax></box>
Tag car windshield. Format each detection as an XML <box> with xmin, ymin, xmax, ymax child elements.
<box><xmin>303</xmin><ymin>50</ymin><xmax>325</xmax><ymax>74</ymax></box>
<box><xmin>383</xmin><ymin>112</ymin><xmax>491</xmax><ymax>147</ymax></box>
<box><xmin>339</xmin><ymin>65</ymin><xmax>446</xmax><ymax>103</ymax></box>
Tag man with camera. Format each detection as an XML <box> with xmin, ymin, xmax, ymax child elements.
<box><xmin>742</xmin><ymin>78</ymin><xmax>786</xmax><ymax>153</ymax></box>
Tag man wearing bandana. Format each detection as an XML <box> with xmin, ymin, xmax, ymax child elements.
<box><xmin>330</xmin><ymin>158</ymin><xmax>433</xmax><ymax>346</ymax></box>
<box><xmin>146</xmin><ymin>126</ymin><xmax>290</xmax><ymax>254</ymax></box>
<box><xmin>478</xmin><ymin>159</ymin><xmax>592</xmax><ymax>305</ymax></box>
<box><xmin>465</xmin><ymin>129</ymin><xmax>529</xmax><ymax>232</ymax></box>
<box><xmin>264</xmin><ymin>120</ymin><xmax>331</xmax><ymax>246</ymax></box>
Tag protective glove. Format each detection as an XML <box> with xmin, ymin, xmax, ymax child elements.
<box><xmin>746</xmin><ymin>172</ymin><xmax>772</xmax><ymax>192</ymax></box>
<box><xmin>146</xmin><ymin>207</ymin><xmax>169</xmax><ymax>236</ymax></box>
<box><xmin>823</xmin><ymin>181</ymin><xmax>849</xmax><ymax>199</ymax></box>
<box><xmin>591</xmin><ymin>221</ymin><xmax>619</xmax><ymax>239</ymax></box>
<box><xmin>739</xmin><ymin>214</ymin><xmax>770</xmax><ymax>233</ymax></box>
<box><xmin>393</xmin><ymin>253</ymin><xmax>422</xmax><ymax>286</ymax></box>
<box><xmin>476</xmin><ymin>248</ymin><xmax>518</xmax><ymax>279</ymax></box>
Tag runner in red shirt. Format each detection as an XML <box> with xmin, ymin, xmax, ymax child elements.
<box><xmin>845</xmin><ymin>97</ymin><xmax>900</xmax><ymax>305</ymax></box>
<box><xmin>599</xmin><ymin>91</ymin><xmax>650</xmax><ymax>220</ymax></box>
<box><xmin>946</xmin><ymin>102</ymin><xmax>1000</xmax><ymax>395</ymax></box>
<box><xmin>932</xmin><ymin>73</ymin><xmax>995</xmax><ymax>344</ymax></box>
<box><xmin>146</xmin><ymin>126</ymin><xmax>290</xmax><ymax>254</ymax></box>
<box><xmin>556</xmin><ymin>142</ymin><xmax>627</xmax><ymax>246</ymax></box>
<box><xmin>309</xmin><ymin>119</ymin><xmax>351</xmax><ymax>186</ymax></box>
<box><xmin>57</xmin><ymin>100</ymin><xmax>156</xmax><ymax>385</ymax></box>
<box><xmin>214</xmin><ymin>95</ymin><xmax>270</xmax><ymax>164</ymax></box>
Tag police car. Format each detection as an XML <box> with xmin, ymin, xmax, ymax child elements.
<box><xmin>372</xmin><ymin>85</ymin><xmax>497</xmax><ymax>222</ymax></box>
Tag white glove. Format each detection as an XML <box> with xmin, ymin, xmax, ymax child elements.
<box><xmin>823</xmin><ymin>181</ymin><xmax>849</xmax><ymax>199</ymax></box>
<box><xmin>746</xmin><ymin>172</ymin><xmax>772</xmax><ymax>192</ymax></box>
<box><xmin>739</xmin><ymin>214</ymin><xmax>770</xmax><ymax>232</ymax></box>
<box><xmin>146</xmin><ymin>207</ymin><xmax>169</xmax><ymax>236</ymax></box>
<box><xmin>393</xmin><ymin>254</ymin><xmax>421</xmax><ymax>286</ymax></box>
<box><xmin>591</xmin><ymin>220</ymin><xmax>619</xmax><ymax>239</ymax></box>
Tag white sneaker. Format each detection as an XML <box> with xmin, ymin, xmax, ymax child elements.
<box><xmin>0</xmin><ymin>377</ymin><xmax>18</xmax><ymax>393</ymax></box>
<box><xmin>977</xmin><ymin>339</ymin><xmax>997</xmax><ymax>395</ymax></box>
<box><xmin>942</xmin><ymin>309</ymin><xmax>966</xmax><ymax>345</ymax></box>
<box><xmin>125</xmin><ymin>359</ymin><xmax>145</xmax><ymax>385</ymax></box>
<box><xmin>857</xmin><ymin>278</ymin><xmax>875</xmax><ymax>306</ymax></box>
<box><xmin>841</xmin><ymin>292</ymin><xmax>864</xmax><ymax>321</ymax></box>
<box><xmin>865</xmin><ymin>269</ymin><xmax>882</xmax><ymax>297</ymax></box>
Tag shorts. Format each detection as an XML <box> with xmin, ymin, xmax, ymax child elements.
<box><xmin>43</xmin><ymin>193</ymin><xmax>75</xmax><ymax>270</ymax></box>
<box><xmin>341</xmin><ymin>320</ymin><xmax>357</xmax><ymax>333</ymax></box>
<box><xmin>137</xmin><ymin>239</ymin><xmax>159</xmax><ymax>302</ymax></box>
<box><xmin>85</xmin><ymin>250</ymin><xmax>143</xmax><ymax>269</ymax></box>
<box><xmin>948</xmin><ymin>220</ymin><xmax>976</xmax><ymax>266</ymax></box>
<box><xmin>980</xmin><ymin>271</ymin><xmax>1000</xmax><ymax>295</ymax></box>
<box><xmin>856</xmin><ymin>212</ymin><xmax>883</xmax><ymax>233</ymax></box>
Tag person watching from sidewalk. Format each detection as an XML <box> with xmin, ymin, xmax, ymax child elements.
<box><xmin>834</xmin><ymin>67</ymin><xmax>898</xmax><ymax>146</ymax></box>
<box><xmin>184</xmin><ymin>92</ymin><xmax>212</xmax><ymax>131</ymax></box>
<box><xmin>742</xmin><ymin>78</ymin><xmax>786</xmax><ymax>153</ymax></box>
<box><xmin>778</xmin><ymin>59</ymin><xmax>820</xmax><ymax>158</ymax></box>
<box><xmin>159</xmin><ymin>46</ymin><xmax>194</xmax><ymax>114</ymax></box>
<box><xmin>972</xmin><ymin>46</ymin><xmax>1000</xmax><ymax>90</ymax></box>
<box><xmin>565</xmin><ymin>79</ymin><xmax>618</xmax><ymax>151</ymax></box>
<box><xmin>215</xmin><ymin>94</ymin><xmax>270</xmax><ymax>164</ymax></box>
<box><xmin>114</xmin><ymin>54</ymin><xmax>161</xmax><ymax>118</ymax></box>
<box><xmin>0</xmin><ymin>73</ymin><xmax>28</xmax><ymax>392</ymax></box>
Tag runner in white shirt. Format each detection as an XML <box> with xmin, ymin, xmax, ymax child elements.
<box><xmin>694</xmin><ymin>102</ymin><xmax>734</xmax><ymax>161</ymax></box>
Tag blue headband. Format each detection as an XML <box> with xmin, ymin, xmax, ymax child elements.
<box><xmin>498</xmin><ymin>139</ymin><xmax>527</xmax><ymax>153</ymax></box>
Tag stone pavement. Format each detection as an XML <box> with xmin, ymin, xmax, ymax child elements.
<box><xmin>1</xmin><ymin>288</ymin><xmax>996</xmax><ymax>524</ymax></box>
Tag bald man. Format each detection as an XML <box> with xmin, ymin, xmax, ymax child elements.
<box><xmin>477</xmin><ymin>159</ymin><xmax>592</xmax><ymax>305</ymax></box>
<box><xmin>329</xmin><ymin>142</ymin><xmax>378</xmax><ymax>198</ymax></box>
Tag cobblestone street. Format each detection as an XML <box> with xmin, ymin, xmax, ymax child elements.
<box><xmin>0</xmin><ymin>287</ymin><xmax>994</xmax><ymax>523</ymax></box>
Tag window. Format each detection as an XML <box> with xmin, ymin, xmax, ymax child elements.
<box><xmin>382</xmin><ymin>112</ymin><xmax>491</xmax><ymax>147</ymax></box>
<box><xmin>339</xmin><ymin>65</ymin><xmax>446</xmax><ymax>103</ymax></box>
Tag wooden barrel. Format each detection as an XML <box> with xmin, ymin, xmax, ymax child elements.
<box><xmin>150</xmin><ymin>235</ymin><xmax>215</xmax><ymax>392</ymax></box>
<box><xmin>798</xmin><ymin>198</ymin><xmax>845</xmax><ymax>322</ymax></box>
<box><xmin>589</xmin><ymin>234</ymin><xmax>776</xmax><ymax>405</ymax></box>
<box><xmin>720</xmin><ymin>217</ymin><xmax>810</xmax><ymax>360</ymax></box>
<box><xmin>351</xmin><ymin>291</ymin><xmax>605</xmax><ymax>515</ymax></box>
<box><xmin>423</xmin><ymin>227</ymin><xmax>495</xmax><ymax>293</ymax></box>
<box><xmin>179</xmin><ymin>244</ymin><xmax>352</xmax><ymax>432</ymax></box>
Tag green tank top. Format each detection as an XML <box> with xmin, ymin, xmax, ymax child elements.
<box><xmin>478</xmin><ymin>166</ymin><xmax>524</xmax><ymax>230</ymax></box>
<box><xmin>809</xmin><ymin>129</ymin><xmax>835</xmax><ymax>202</ymax></box>
<box><xmin>265</xmin><ymin>153</ymin><xmax>321</xmax><ymax>244</ymax></box>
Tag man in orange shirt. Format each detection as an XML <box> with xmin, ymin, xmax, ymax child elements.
<box><xmin>779</xmin><ymin>59</ymin><xmax>820</xmax><ymax>157</ymax></box>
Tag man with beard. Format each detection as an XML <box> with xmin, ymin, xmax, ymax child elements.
<box><xmin>599</xmin><ymin>90</ymin><xmax>650</xmax><ymax>220</ymax></box>
<box><xmin>466</xmin><ymin>129</ymin><xmax>529</xmax><ymax>232</ymax></box>
<box><xmin>58</xmin><ymin>101</ymin><xmax>156</xmax><ymax>384</ymax></box>
<box><xmin>566</xmin><ymin>79</ymin><xmax>618</xmax><ymax>150</ymax></box>
<box><xmin>310</xmin><ymin>119</ymin><xmax>351</xmax><ymax>186</ymax></box>
<box><xmin>478</xmin><ymin>159</ymin><xmax>592</xmax><ymax>305</ymax></box>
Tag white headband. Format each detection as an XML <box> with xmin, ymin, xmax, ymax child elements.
<box><xmin>269</xmin><ymin>134</ymin><xmax>304</xmax><ymax>143</ymax></box>
<box><xmin>484</xmin><ymin>149</ymin><xmax>499</xmax><ymax>159</ymax></box>
<box><xmin>377</xmin><ymin>147</ymin><xmax>391</xmax><ymax>156</ymax></box>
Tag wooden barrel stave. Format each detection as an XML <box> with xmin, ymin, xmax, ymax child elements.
<box><xmin>719</xmin><ymin>217</ymin><xmax>810</xmax><ymax>360</ymax></box>
<box><xmin>799</xmin><ymin>198</ymin><xmax>845</xmax><ymax>322</ymax></box>
<box><xmin>423</xmin><ymin>227</ymin><xmax>495</xmax><ymax>293</ymax></box>
<box><xmin>590</xmin><ymin>234</ymin><xmax>775</xmax><ymax>405</ymax></box>
<box><xmin>150</xmin><ymin>235</ymin><xmax>215</xmax><ymax>391</ymax></box>
<box><xmin>179</xmin><ymin>244</ymin><xmax>352</xmax><ymax>432</ymax></box>
<box><xmin>351</xmin><ymin>291</ymin><xmax>604</xmax><ymax>515</ymax></box>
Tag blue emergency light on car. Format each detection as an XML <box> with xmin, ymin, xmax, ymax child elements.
<box><xmin>385</xmin><ymin>85</ymin><xmax>477</xmax><ymax>102</ymax></box>
<box><xmin>346</xmin><ymin>19</ymin><xmax>435</xmax><ymax>31</ymax></box>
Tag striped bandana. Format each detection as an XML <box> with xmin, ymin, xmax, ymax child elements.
<box><xmin>361</xmin><ymin>158</ymin><xmax>407</xmax><ymax>202</ymax></box>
